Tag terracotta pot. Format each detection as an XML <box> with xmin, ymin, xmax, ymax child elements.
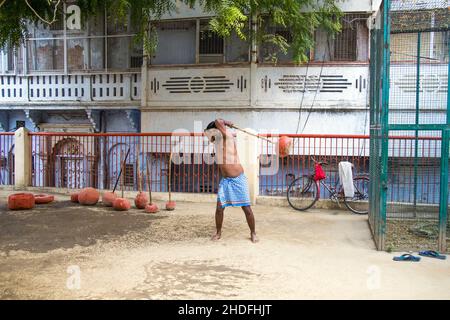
<box><xmin>165</xmin><ymin>201</ymin><xmax>176</xmax><ymax>211</ymax></box>
<box><xmin>34</xmin><ymin>194</ymin><xmax>55</xmax><ymax>204</ymax></box>
<box><xmin>78</xmin><ymin>187</ymin><xmax>100</xmax><ymax>206</ymax></box>
<box><xmin>278</xmin><ymin>136</ymin><xmax>293</xmax><ymax>158</ymax></box>
<box><xmin>113</xmin><ymin>198</ymin><xmax>131</xmax><ymax>211</ymax></box>
<box><xmin>8</xmin><ymin>193</ymin><xmax>35</xmax><ymax>210</ymax></box>
<box><xmin>70</xmin><ymin>193</ymin><xmax>79</xmax><ymax>203</ymax></box>
<box><xmin>145</xmin><ymin>203</ymin><xmax>159</xmax><ymax>214</ymax></box>
<box><xmin>102</xmin><ymin>192</ymin><xmax>117</xmax><ymax>207</ymax></box>
<box><xmin>134</xmin><ymin>192</ymin><xmax>149</xmax><ymax>209</ymax></box>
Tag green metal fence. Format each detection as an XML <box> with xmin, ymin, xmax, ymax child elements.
<box><xmin>369</xmin><ymin>0</ymin><xmax>449</xmax><ymax>252</ymax></box>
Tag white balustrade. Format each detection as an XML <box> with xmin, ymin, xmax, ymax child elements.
<box><xmin>0</xmin><ymin>73</ymin><xmax>141</xmax><ymax>104</ymax></box>
<box><xmin>0</xmin><ymin>76</ymin><xmax>27</xmax><ymax>102</ymax></box>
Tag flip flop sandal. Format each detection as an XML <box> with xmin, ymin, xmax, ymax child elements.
<box><xmin>418</xmin><ymin>251</ymin><xmax>447</xmax><ymax>260</ymax></box>
<box><xmin>393</xmin><ymin>254</ymin><xmax>421</xmax><ymax>262</ymax></box>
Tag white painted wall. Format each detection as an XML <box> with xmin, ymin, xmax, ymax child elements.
<box><xmin>145</xmin><ymin>65</ymin><xmax>369</xmax><ymax>109</ymax></box>
<box><xmin>141</xmin><ymin>109</ymin><xmax>370</xmax><ymax>135</ymax></box>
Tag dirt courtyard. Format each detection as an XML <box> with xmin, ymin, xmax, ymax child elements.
<box><xmin>0</xmin><ymin>190</ymin><xmax>449</xmax><ymax>300</ymax></box>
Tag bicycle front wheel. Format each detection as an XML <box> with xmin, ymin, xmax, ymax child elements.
<box><xmin>287</xmin><ymin>175</ymin><xmax>318</xmax><ymax>211</ymax></box>
<box><xmin>344</xmin><ymin>176</ymin><xmax>369</xmax><ymax>215</ymax></box>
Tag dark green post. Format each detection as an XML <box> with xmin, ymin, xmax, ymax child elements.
<box><xmin>413</xmin><ymin>32</ymin><xmax>421</xmax><ymax>208</ymax></box>
<box><xmin>438</xmin><ymin>35</ymin><xmax>450</xmax><ymax>252</ymax></box>
<box><xmin>379</xmin><ymin>0</ymin><xmax>391</xmax><ymax>251</ymax></box>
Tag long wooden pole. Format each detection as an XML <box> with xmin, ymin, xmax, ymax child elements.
<box><xmin>229</xmin><ymin>124</ymin><xmax>274</xmax><ymax>144</ymax></box>
<box><xmin>120</xmin><ymin>151</ymin><xmax>124</xmax><ymax>198</ymax></box>
<box><xmin>136</xmin><ymin>144</ymin><xmax>141</xmax><ymax>192</ymax></box>
<box><xmin>146</xmin><ymin>155</ymin><xmax>152</xmax><ymax>204</ymax></box>
<box><xmin>113</xmin><ymin>148</ymin><xmax>130</xmax><ymax>193</ymax></box>
<box><xmin>168</xmin><ymin>152</ymin><xmax>172</xmax><ymax>202</ymax></box>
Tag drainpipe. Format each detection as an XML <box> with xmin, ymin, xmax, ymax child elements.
<box><xmin>250</xmin><ymin>10</ymin><xmax>258</xmax><ymax>109</ymax></box>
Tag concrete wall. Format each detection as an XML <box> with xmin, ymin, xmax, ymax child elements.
<box><xmin>141</xmin><ymin>109</ymin><xmax>369</xmax><ymax>135</ymax></box>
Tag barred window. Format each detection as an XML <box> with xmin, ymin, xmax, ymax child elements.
<box><xmin>199</xmin><ymin>21</ymin><xmax>224</xmax><ymax>63</ymax></box>
<box><xmin>314</xmin><ymin>13</ymin><xmax>369</xmax><ymax>62</ymax></box>
<box><xmin>199</xmin><ymin>27</ymin><xmax>224</xmax><ymax>55</ymax></box>
<box><xmin>333</xmin><ymin>24</ymin><xmax>357</xmax><ymax>61</ymax></box>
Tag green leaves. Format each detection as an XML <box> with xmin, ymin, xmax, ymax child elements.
<box><xmin>209</xmin><ymin>5</ymin><xmax>248</xmax><ymax>39</ymax></box>
<box><xmin>0</xmin><ymin>0</ymin><xmax>342</xmax><ymax>64</ymax></box>
<box><xmin>201</xmin><ymin>0</ymin><xmax>342</xmax><ymax>64</ymax></box>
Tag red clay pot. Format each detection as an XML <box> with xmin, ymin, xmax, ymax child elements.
<box><xmin>134</xmin><ymin>192</ymin><xmax>149</xmax><ymax>209</ymax></box>
<box><xmin>145</xmin><ymin>203</ymin><xmax>159</xmax><ymax>214</ymax></box>
<box><xmin>113</xmin><ymin>198</ymin><xmax>131</xmax><ymax>211</ymax></box>
<box><xmin>165</xmin><ymin>201</ymin><xmax>176</xmax><ymax>211</ymax></box>
<box><xmin>8</xmin><ymin>193</ymin><xmax>35</xmax><ymax>210</ymax></box>
<box><xmin>70</xmin><ymin>193</ymin><xmax>79</xmax><ymax>203</ymax></box>
<box><xmin>34</xmin><ymin>194</ymin><xmax>55</xmax><ymax>204</ymax></box>
<box><xmin>278</xmin><ymin>136</ymin><xmax>293</xmax><ymax>158</ymax></box>
<box><xmin>78</xmin><ymin>187</ymin><xmax>100</xmax><ymax>206</ymax></box>
<box><xmin>102</xmin><ymin>192</ymin><xmax>117</xmax><ymax>207</ymax></box>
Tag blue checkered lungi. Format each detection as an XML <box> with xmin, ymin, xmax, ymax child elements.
<box><xmin>217</xmin><ymin>173</ymin><xmax>251</xmax><ymax>208</ymax></box>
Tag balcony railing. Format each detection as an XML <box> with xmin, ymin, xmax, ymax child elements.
<box><xmin>0</xmin><ymin>73</ymin><xmax>141</xmax><ymax>104</ymax></box>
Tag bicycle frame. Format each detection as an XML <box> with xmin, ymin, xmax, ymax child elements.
<box><xmin>315</xmin><ymin>177</ymin><xmax>344</xmax><ymax>203</ymax></box>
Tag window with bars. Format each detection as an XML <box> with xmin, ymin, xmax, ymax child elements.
<box><xmin>199</xmin><ymin>29</ymin><xmax>224</xmax><ymax>55</ymax></box>
<box><xmin>199</xmin><ymin>22</ymin><xmax>224</xmax><ymax>63</ymax></box>
<box><xmin>25</xmin><ymin>10</ymin><xmax>139</xmax><ymax>72</ymax></box>
<box><xmin>314</xmin><ymin>13</ymin><xmax>369</xmax><ymax>62</ymax></box>
<box><xmin>333</xmin><ymin>26</ymin><xmax>357</xmax><ymax>61</ymax></box>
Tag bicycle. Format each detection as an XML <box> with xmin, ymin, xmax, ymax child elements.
<box><xmin>287</xmin><ymin>157</ymin><xmax>369</xmax><ymax>214</ymax></box>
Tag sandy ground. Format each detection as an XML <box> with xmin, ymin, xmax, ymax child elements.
<box><xmin>0</xmin><ymin>190</ymin><xmax>449</xmax><ymax>300</ymax></box>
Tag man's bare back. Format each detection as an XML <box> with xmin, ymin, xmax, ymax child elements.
<box><xmin>208</xmin><ymin>119</ymin><xmax>244</xmax><ymax>178</ymax></box>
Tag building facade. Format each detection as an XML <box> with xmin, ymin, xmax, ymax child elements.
<box><xmin>0</xmin><ymin>0</ymin><xmax>384</xmax><ymax>135</ymax></box>
<box><xmin>0</xmin><ymin>0</ymin><xmax>142</xmax><ymax>133</ymax></box>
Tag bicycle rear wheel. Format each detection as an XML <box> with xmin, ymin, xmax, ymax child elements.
<box><xmin>344</xmin><ymin>176</ymin><xmax>369</xmax><ymax>214</ymax></box>
<box><xmin>287</xmin><ymin>175</ymin><xmax>318</xmax><ymax>211</ymax></box>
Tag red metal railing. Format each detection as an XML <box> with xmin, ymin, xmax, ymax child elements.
<box><xmin>0</xmin><ymin>132</ymin><xmax>15</xmax><ymax>186</ymax></box>
<box><xmin>29</xmin><ymin>132</ymin><xmax>220</xmax><ymax>194</ymax></box>
<box><xmin>259</xmin><ymin>134</ymin><xmax>370</xmax><ymax>197</ymax></box>
<box><xmin>259</xmin><ymin>133</ymin><xmax>444</xmax><ymax>204</ymax></box>
<box><xmin>21</xmin><ymin>131</ymin><xmax>445</xmax><ymax>204</ymax></box>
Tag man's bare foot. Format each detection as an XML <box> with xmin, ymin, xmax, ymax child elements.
<box><xmin>211</xmin><ymin>233</ymin><xmax>221</xmax><ymax>241</ymax></box>
<box><xmin>251</xmin><ymin>233</ymin><xmax>259</xmax><ymax>243</ymax></box>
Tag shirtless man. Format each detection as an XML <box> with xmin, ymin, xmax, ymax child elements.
<box><xmin>204</xmin><ymin>118</ymin><xmax>258</xmax><ymax>243</ymax></box>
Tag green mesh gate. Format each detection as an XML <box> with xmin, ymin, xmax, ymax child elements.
<box><xmin>369</xmin><ymin>0</ymin><xmax>449</xmax><ymax>252</ymax></box>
